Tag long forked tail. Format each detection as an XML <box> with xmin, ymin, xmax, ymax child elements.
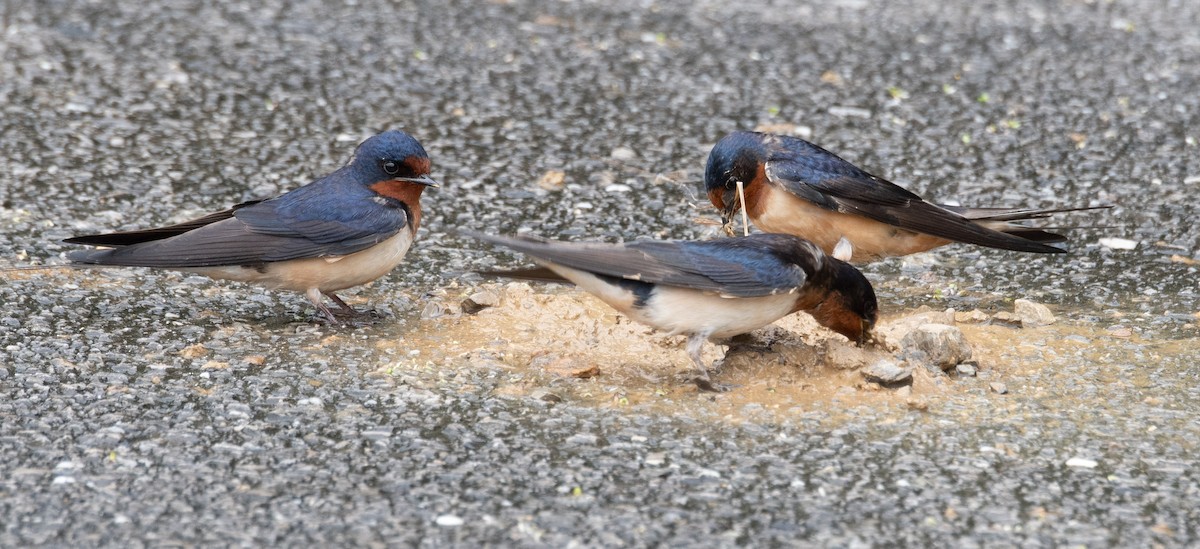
<box><xmin>940</xmin><ymin>204</ymin><xmax>1113</xmax><ymax>244</ymax></box>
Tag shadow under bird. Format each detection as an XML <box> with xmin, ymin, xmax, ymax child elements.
<box><xmin>705</xmin><ymin>130</ymin><xmax>1109</xmax><ymax>263</ymax></box>
<box><xmin>469</xmin><ymin>231</ymin><xmax>878</xmax><ymax>391</ymax></box>
<box><xmin>65</xmin><ymin>130</ymin><xmax>437</xmax><ymax>322</ymax></box>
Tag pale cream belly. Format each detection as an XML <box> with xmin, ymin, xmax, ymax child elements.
<box><xmin>753</xmin><ymin>192</ymin><xmax>950</xmax><ymax>262</ymax></box>
<box><xmin>541</xmin><ymin>263</ymin><xmax>801</xmax><ymax>340</ymax></box>
<box><xmin>638</xmin><ymin>286</ymin><xmax>800</xmax><ymax>339</ymax></box>
<box><xmin>186</xmin><ymin>231</ymin><xmax>416</xmax><ymax>292</ymax></box>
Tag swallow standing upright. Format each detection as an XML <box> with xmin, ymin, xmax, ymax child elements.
<box><xmin>469</xmin><ymin>231</ymin><xmax>878</xmax><ymax>391</ymax></box>
<box><xmin>705</xmin><ymin>130</ymin><xmax>1108</xmax><ymax>262</ymax></box>
<box><xmin>65</xmin><ymin>130</ymin><xmax>437</xmax><ymax>322</ymax></box>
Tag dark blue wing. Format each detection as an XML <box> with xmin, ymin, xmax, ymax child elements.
<box><xmin>765</xmin><ymin>136</ymin><xmax>1063</xmax><ymax>252</ymax></box>
<box><xmin>232</xmin><ymin>179</ymin><xmax>410</xmax><ymax>261</ymax></box>
<box><xmin>471</xmin><ymin>232</ymin><xmax>819</xmax><ymax>297</ymax></box>
<box><xmin>765</xmin><ymin>135</ymin><xmax>923</xmax><ymax>211</ymax></box>
<box><xmin>69</xmin><ymin>178</ymin><xmax>410</xmax><ymax>268</ymax></box>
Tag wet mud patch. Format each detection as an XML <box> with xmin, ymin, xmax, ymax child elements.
<box><xmin>359</xmin><ymin>281</ymin><xmax>1200</xmax><ymax>425</ymax></box>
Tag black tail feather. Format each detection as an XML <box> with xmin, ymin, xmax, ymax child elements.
<box><xmin>63</xmin><ymin>199</ymin><xmax>265</xmax><ymax>247</ymax></box>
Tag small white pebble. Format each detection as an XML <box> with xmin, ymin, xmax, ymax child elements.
<box><xmin>435</xmin><ymin>515</ymin><xmax>465</xmax><ymax>527</ymax></box>
<box><xmin>610</xmin><ymin>147</ymin><xmax>637</xmax><ymax>161</ymax></box>
<box><xmin>1066</xmin><ymin>457</ymin><xmax>1098</xmax><ymax>468</ymax></box>
<box><xmin>1098</xmin><ymin>237</ymin><xmax>1138</xmax><ymax>250</ymax></box>
<box><xmin>828</xmin><ymin>105</ymin><xmax>872</xmax><ymax>118</ymax></box>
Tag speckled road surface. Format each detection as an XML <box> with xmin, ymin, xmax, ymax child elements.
<box><xmin>2</xmin><ymin>0</ymin><xmax>1199</xmax><ymax>545</ymax></box>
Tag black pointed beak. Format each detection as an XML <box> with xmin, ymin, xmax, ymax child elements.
<box><xmin>720</xmin><ymin>187</ymin><xmax>740</xmax><ymax>228</ymax></box>
<box><xmin>858</xmin><ymin>320</ymin><xmax>878</xmax><ymax>347</ymax></box>
<box><xmin>395</xmin><ymin>175</ymin><xmax>439</xmax><ymax>187</ymax></box>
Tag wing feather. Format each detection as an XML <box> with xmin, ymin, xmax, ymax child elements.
<box><xmin>470</xmin><ymin>232</ymin><xmax>814</xmax><ymax>297</ymax></box>
<box><xmin>69</xmin><ymin>181</ymin><xmax>410</xmax><ymax>267</ymax></box>
<box><xmin>765</xmin><ymin>156</ymin><xmax>1065</xmax><ymax>253</ymax></box>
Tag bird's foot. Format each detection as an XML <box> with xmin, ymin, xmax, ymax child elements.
<box><xmin>314</xmin><ymin>305</ymin><xmax>342</xmax><ymax>325</ymax></box>
<box><xmin>317</xmin><ymin>292</ymin><xmax>385</xmax><ymax>323</ymax></box>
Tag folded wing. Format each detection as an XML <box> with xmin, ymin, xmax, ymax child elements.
<box><xmin>69</xmin><ymin>185</ymin><xmax>409</xmax><ymax>268</ymax></box>
<box><xmin>470</xmin><ymin>232</ymin><xmax>814</xmax><ymax>298</ymax></box>
<box><xmin>765</xmin><ymin>149</ymin><xmax>1065</xmax><ymax>253</ymax></box>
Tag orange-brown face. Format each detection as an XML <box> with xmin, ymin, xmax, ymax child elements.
<box><xmin>741</xmin><ymin>163</ymin><xmax>771</xmax><ymax>219</ymax></box>
<box><xmin>369</xmin><ymin>179</ymin><xmax>430</xmax><ymax>231</ymax></box>
<box><xmin>807</xmin><ymin>292</ymin><xmax>877</xmax><ymax>345</ymax></box>
<box><xmin>368</xmin><ymin>154</ymin><xmax>435</xmax><ymax>231</ymax></box>
<box><xmin>707</xmin><ymin>163</ymin><xmax>771</xmax><ymax>226</ymax></box>
<box><xmin>707</xmin><ymin>186</ymin><xmax>731</xmax><ymax>212</ymax></box>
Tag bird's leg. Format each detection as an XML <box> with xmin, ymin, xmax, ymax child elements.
<box><xmin>305</xmin><ymin>288</ymin><xmax>340</xmax><ymax>323</ymax></box>
<box><xmin>687</xmin><ymin>333</ymin><xmax>729</xmax><ymax>392</ymax></box>
<box><xmin>832</xmin><ymin>237</ymin><xmax>855</xmax><ymax>262</ymax></box>
<box><xmin>323</xmin><ymin>291</ymin><xmax>383</xmax><ymax>320</ymax></box>
<box><xmin>323</xmin><ymin>291</ymin><xmax>361</xmax><ymax>316</ymax></box>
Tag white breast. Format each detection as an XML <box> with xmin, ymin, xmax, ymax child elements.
<box><xmin>537</xmin><ymin>262</ymin><xmax>800</xmax><ymax>340</ymax></box>
<box><xmin>637</xmin><ymin>286</ymin><xmax>799</xmax><ymax>339</ymax></box>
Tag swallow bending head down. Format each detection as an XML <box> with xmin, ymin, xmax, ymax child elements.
<box><xmin>470</xmin><ymin>231</ymin><xmax>878</xmax><ymax>390</ymax></box>
<box><xmin>705</xmin><ymin>130</ymin><xmax>1109</xmax><ymax>262</ymax></box>
<box><xmin>65</xmin><ymin>130</ymin><xmax>437</xmax><ymax>322</ymax></box>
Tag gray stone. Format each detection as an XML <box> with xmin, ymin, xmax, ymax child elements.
<box><xmin>955</xmin><ymin>309</ymin><xmax>991</xmax><ymax>324</ymax></box>
<box><xmin>990</xmin><ymin>382</ymin><xmax>1009</xmax><ymax>394</ymax></box>
<box><xmin>462</xmin><ymin>289</ymin><xmax>501</xmax><ymax>313</ymax></box>
<box><xmin>530</xmin><ymin>389</ymin><xmax>563</xmax><ymax>403</ymax></box>
<box><xmin>900</xmin><ymin>324</ymin><xmax>973</xmax><ymax>371</ymax></box>
<box><xmin>421</xmin><ymin>301</ymin><xmax>462</xmax><ymax>320</ymax></box>
<box><xmin>991</xmin><ymin>311</ymin><xmax>1023</xmax><ymax>327</ymax></box>
<box><xmin>876</xmin><ymin>309</ymin><xmax>957</xmax><ymax>348</ymax></box>
<box><xmin>862</xmin><ymin>359</ymin><xmax>913</xmax><ymax>384</ymax></box>
<box><xmin>1014</xmin><ymin>299</ymin><xmax>1057</xmax><ymax>327</ymax></box>
<box><xmin>955</xmin><ymin>363</ymin><xmax>978</xmax><ymax>377</ymax></box>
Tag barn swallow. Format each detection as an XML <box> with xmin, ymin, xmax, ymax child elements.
<box><xmin>705</xmin><ymin>130</ymin><xmax>1110</xmax><ymax>262</ymax></box>
<box><xmin>65</xmin><ymin>130</ymin><xmax>437</xmax><ymax>322</ymax></box>
<box><xmin>469</xmin><ymin>231</ymin><xmax>878</xmax><ymax>391</ymax></box>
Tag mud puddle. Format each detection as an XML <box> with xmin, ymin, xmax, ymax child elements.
<box><xmin>364</xmin><ymin>281</ymin><xmax>1200</xmax><ymax>426</ymax></box>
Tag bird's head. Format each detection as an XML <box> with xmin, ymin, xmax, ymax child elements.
<box><xmin>704</xmin><ymin>131</ymin><xmax>768</xmax><ymax>228</ymax></box>
<box><xmin>350</xmin><ymin>130</ymin><xmax>439</xmax><ymax>189</ymax></box>
<box><xmin>808</xmin><ymin>259</ymin><xmax>878</xmax><ymax>346</ymax></box>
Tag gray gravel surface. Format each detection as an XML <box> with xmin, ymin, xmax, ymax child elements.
<box><xmin>2</xmin><ymin>0</ymin><xmax>1199</xmax><ymax>546</ymax></box>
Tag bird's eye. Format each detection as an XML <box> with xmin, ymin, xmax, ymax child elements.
<box><xmin>381</xmin><ymin>160</ymin><xmax>401</xmax><ymax>175</ymax></box>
